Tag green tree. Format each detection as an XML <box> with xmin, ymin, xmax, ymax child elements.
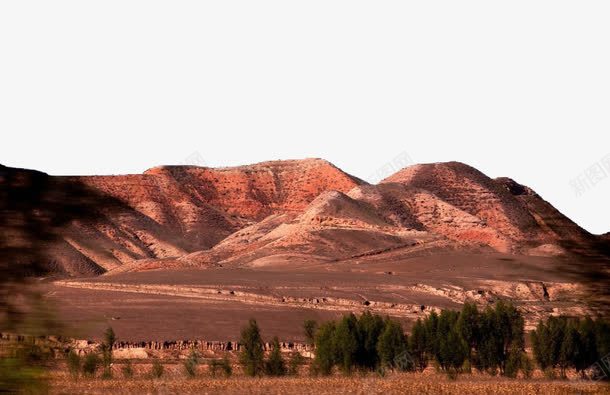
<box><xmin>504</xmin><ymin>344</ymin><xmax>524</xmax><ymax>378</ymax></box>
<box><xmin>377</xmin><ymin>318</ymin><xmax>410</xmax><ymax>371</ymax></box>
<box><xmin>548</xmin><ymin>316</ymin><xmax>567</xmax><ymax>370</ymax></box>
<box><xmin>494</xmin><ymin>301</ymin><xmax>525</xmax><ymax>375</ymax></box>
<box><xmin>265</xmin><ymin>336</ymin><xmax>287</xmax><ymax>376</ymax></box>
<box><xmin>101</xmin><ymin>326</ymin><xmax>116</xmax><ymax>379</ymax></box>
<box><xmin>532</xmin><ymin>315</ymin><xmax>608</xmax><ymax>380</ymax></box>
<box><xmin>457</xmin><ymin>302</ymin><xmax>479</xmax><ymax>368</ymax></box>
<box><xmin>333</xmin><ymin>314</ymin><xmax>360</xmax><ymax>375</ymax></box>
<box><xmin>531</xmin><ymin>319</ymin><xmax>551</xmax><ymax>371</ymax></box>
<box><xmin>475</xmin><ymin>302</ymin><xmax>524</xmax><ymax>376</ymax></box>
<box><xmin>409</xmin><ymin>318</ymin><xmax>428</xmax><ymax>372</ymax></box>
<box><xmin>357</xmin><ymin>312</ymin><xmax>385</xmax><ymax>369</ymax></box>
<box><xmin>477</xmin><ymin>306</ymin><xmax>502</xmax><ymax>373</ymax></box>
<box><xmin>304</xmin><ymin>319</ymin><xmax>318</xmax><ymax>346</ymax></box>
<box><xmin>313</xmin><ymin>321</ymin><xmax>336</xmax><ymax>375</ymax></box>
<box><xmin>435</xmin><ymin>310</ymin><xmax>463</xmax><ymax>373</ymax></box>
<box><xmin>576</xmin><ymin>316</ymin><xmax>599</xmax><ymax>377</ymax></box>
<box><xmin>424</xmin><ymin>311</ymin><xmax>440</xmax><ymax>361</ymax></box>
<box><xmin>239</xmin><ymin>319</ymin><xmax>265</xmax><ymax>376</ymax></box>
<box><xmin>438</xmin><ymin>326</ymin><xmax>467</xmax><ymax>378</ymax></box>
<box><xmin>558</xmin><ymin>319</ymin><xmax>580</xmax><ymax>378</ymax></box>
<box><xmin>594</xmin><ymin>318</ymin><xmax>610</xmax><ymax>359</ymax></box>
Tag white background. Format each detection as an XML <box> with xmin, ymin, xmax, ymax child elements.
<box><xmin>1</xmin><ymin>1</ymin><xmax>609</xmax><ymax>234</ymax></box>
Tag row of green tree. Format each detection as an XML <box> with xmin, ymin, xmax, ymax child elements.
<box><xmin>531</xmin><ymin>315</ymin><xmax>610</xmax><ymax>378</ymax></box>
<box><xmin>62</xmin><ymin>308</ymin><xmax>610</xmax><ymax>380</ymax></box>
<box><xmin>312</xmin><ymin>302</ymin><xmax>528</xmax><ymax>377</ymax></box>
<box><xmin>310</xmin><ymin>302</ymin><xmax>610</xmax><ymax>379</ymax></box>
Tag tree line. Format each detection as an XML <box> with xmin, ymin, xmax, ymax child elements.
<box><xmin>61</xmin><ymin>307</ymin><xmax>610</xmax><ymax>380</ymax></box>
<box><xmin>310</xmin><ymin>302</ymin><xmax>610</xmax><ymax>380</ymax></box>
<box><xmin>531</xmin><ymin>315</ymin><xmax>610</xmax><ymax>378</ymax></box>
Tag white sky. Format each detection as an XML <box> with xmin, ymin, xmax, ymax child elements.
<box><xmin>1</xmin><ymin>1</ymin><xmax>609</xmax><ymax>234</ymax></box>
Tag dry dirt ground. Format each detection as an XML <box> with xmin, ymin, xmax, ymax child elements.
<box><xmin>48</xmin><ymin>374</ymin><xmax>610</xmax><ymax>395</ymax></box>
<box><xmin>44</xmin><ymin>252</ymin><xmax>609</xmax><ymax>342</ymax></box>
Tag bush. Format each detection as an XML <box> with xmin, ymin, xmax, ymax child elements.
<box><xmin>265</xmin><ymin>337</ymin><xmax>287</xmax><ymax>376</ymax></box>
<box><xmin>209</xmin><ymin>359</ymin><xmax>220</xmax><ymax>377</ymax></box>
<box><xmin>100</xmin><ymin>367</ymin><xmax>112</xmax><ymax>380</ymax></box>
<box><xmin>220</xmin><ymin>356</ymin><xmax>232</xmax><ymax>377</ymax></box>
<box><xmin>122</xmin><ymin>361</ymin><xmax>134</xmax><ymax>378</ymax></box>
<box><xmin>209</xmin><ymin>357</ymin><xmax>232</xmax><ymax>378</ymax></box>
<box><xmin>239</xmin><ymin>319</ymin><xmax>265</xmax><ymax>376</ymax></box>
<box><xmin>151</xmin><ymin>359</ymin><xmax>163</xmax><ymax>378</ymax></box>
<box><xmin>288</xmin><ymin>352</ymin><xmax>304</xmax><ymax>375</ymax></box>
<box><xmin>82</xmin><ymin>353</ymin><xmax>100</xmax><ymax>378</ymax></box>
<box><xmin>183</xmin><ymin>349</ymin><xmax>199</xmax><ymax>378</ymax></box>
<box><xmin>67</xmin><ymin>350</ymin><xmax>81</xmax><ymax>379</ymax></box>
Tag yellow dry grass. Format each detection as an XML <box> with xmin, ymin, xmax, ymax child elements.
<box><xmin>50</xmin><ymin>374</ymin><xmax>610</xmax><ymax>394</ymax></box>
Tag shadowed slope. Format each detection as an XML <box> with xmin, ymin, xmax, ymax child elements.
<box><xmin>2</xmin><ymin>160</ymin><xmax>364</xmax><ymax>275</ymax></box>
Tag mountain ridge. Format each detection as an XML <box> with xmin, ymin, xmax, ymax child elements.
<box><xmin>1</xmin><ymin>160</ymin><xmax>607</xmax><ymax>276</ymax></box>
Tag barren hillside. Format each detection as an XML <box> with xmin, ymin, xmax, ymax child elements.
<box><xmin>1</xmin><ymin>160</ymin><xmax>608</xmax><ymax>276</ymax></box>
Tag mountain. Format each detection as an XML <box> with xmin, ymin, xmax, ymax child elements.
<box><xmin>1</xmin><ymin>159</ymin><xmax>363</xmax><ymax>275</ymax></box>
<box><xmin>382</xmin><ymin>162</ymin><xmax>597</xmax><ymax>255</ymax></box>
<box><xmin>176</xmin><ymin>162</ymin><xmax>607</xmax><ymax>271</ymax></box>
<box><xmin>1</xmin><ymin>160</ymin><xmax>607</xmax><ymax>276</ymax></box>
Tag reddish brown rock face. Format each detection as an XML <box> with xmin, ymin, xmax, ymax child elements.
<box><xmin>2</xmin><ymin>159</ymin><xmax>363</xmax><ymax>275</ymax></box>
<box><xmin>141</xmin><ymin>159</ymin><xmax>364</xmax><ymax>220</ymax></box>
<box><xmin>380</xmin><ymin>162</ymin><xmax>600</xmax><ymax>254</ymax></box>
<box><xmin>1</xmin><ymin>159</ymin><xmax>607</xmax><ymax>276</ymax></box>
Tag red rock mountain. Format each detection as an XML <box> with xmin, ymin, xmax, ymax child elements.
<box><xmin>1</xmin><ymin>160</ymin><xmax>607</xmax><ymax>276</ymax></box>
